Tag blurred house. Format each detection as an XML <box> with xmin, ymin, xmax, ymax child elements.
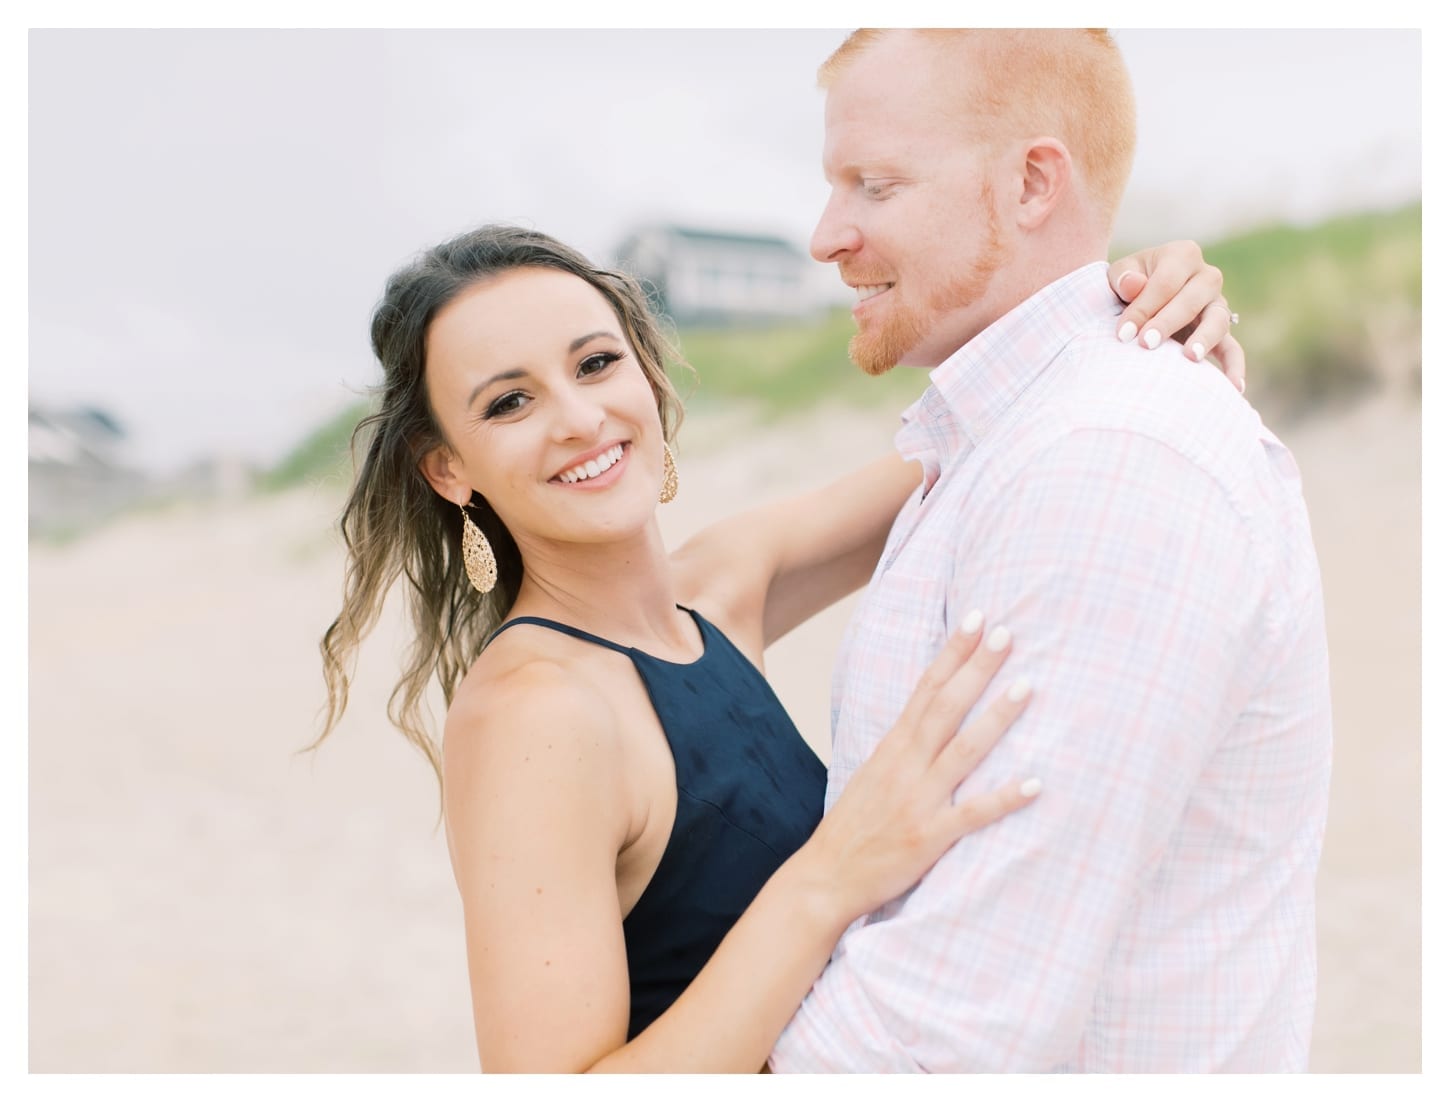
<box><xmin>28</xmin><ymin>404</ymin><xmax>150</xmax><ymax>537</ymax></box>
<box><xmin>166</xmin><ymin>453</ymin><xmax>255</xmax><ymax>501</ymax></box>
<box><xmin>29</xmin><ymin>405</ymin><xmax>127</xmax><ymax>468</ymax></box>
<box><xmin>614</xmin><ymin>224</ymin><xmax>814</xmax><ymax>326</ymax></box>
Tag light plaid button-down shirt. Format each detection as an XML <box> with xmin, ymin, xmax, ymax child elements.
<box><xmin>770</xmin><ymin>262</ymin><xmax>1333</xmax><ymax>1072</ymax></box>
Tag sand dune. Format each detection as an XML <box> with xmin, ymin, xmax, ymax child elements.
<box><xmin>27</xmin><ymin>393</ymin><xmax>1421</xmax><ymax>1072</ymax></box>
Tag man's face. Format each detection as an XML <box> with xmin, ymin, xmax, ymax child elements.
<box><xmin>812</xmin><ymin>33</ymin><xmax>1009</xmax><ymax>375</ymax></box>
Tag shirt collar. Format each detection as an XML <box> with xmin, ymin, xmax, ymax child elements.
<box><xmin>895</xmin><ymin>261</ymin><xmax>1121</xmax><ymax>478</ymax></box>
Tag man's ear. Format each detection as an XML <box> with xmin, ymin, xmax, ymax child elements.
<box><xmin>1014</xmin><ymin>137</ymin><xmax>1072</xmax><ymax>231</ymax></box>
<box><xmin>418</xmin><ymin>443</ymin><xmax>471</xmax><ymax>507</ymax></box>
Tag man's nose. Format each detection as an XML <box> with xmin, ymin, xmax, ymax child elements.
<box><xmin>810</xmin><ymin>193</ymin><xmax>862</xmax><ymax>264</ymax></box>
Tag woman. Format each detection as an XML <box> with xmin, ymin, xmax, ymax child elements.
<box><xmin>317</xmin><ymin>225</ymin><xmax>1240</xmax><ymax>1072</ymax></box>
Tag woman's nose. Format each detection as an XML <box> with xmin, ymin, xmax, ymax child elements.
<box><xmin>550</xmin><ymin>387</ymin><xmax>607</xmax><ymax>442</ymax></box>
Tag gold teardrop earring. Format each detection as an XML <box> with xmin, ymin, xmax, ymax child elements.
<box><xmin>659</xmin><ymin>444</ymin><xmax>678</xmax><ymax>504</ymax></box>
<box><xmin>460</xmin><ymin>502</ymin><xmax>498</xmax><ymax>594</ymax></box>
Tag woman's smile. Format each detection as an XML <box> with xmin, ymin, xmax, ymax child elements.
<box><xmin>550</xmin><ymin>441</ymin><xmax>631</xmax><ymax>490</ymax></box>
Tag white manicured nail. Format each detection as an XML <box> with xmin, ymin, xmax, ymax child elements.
<box><xmin>986</xmin><ymin>625</ymin><xmax>1011</xmax><ymax>652</ymax></box>
<box><xmin>1236</xmin><ymin>376</ymin><xmax>1246</xmax><ymax>394</ymax></box>
<box><xmin>1191</xmin><ymin>342</ymin><xmax>1205</xmax><ymax>361</ymax></box>
<box><xmin>1019</xmin><ymin>777</ymin><xmax>1043</xmax><ymax>798</ymax></box>
<box><xmin>961</xmin><ymin>609</ymin><xmax>984</xmax><ymax>635</ymax></box>
<box><xmin>1007</xmin><ymin>677</ymin><xmax>1031</xmax><ymax>703</ymax></box>
<box><xmin>1143</xmin><ymin>328</ymin><xmax>1162</xmax><ymax>350</ymax></box>
<box><xmin>1117</xmin><ymin>320</ymin><xmax>1138</xmax><ymax>343</ymax></box>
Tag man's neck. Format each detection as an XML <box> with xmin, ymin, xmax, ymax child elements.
<box><xmin>936</xmin><ymin>231</ymin><xmax>1111</xmax><ymax>367</ymax></box>
<box><xmin>1004</xmin><ymin>224</ymin><xmax>1109</xmax><ymax>312</ymax></box>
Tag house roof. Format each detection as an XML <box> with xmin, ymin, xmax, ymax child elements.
<box><xmin>30</xmin><ymin>404</ymin><xmax>126</xmax><ymax>439</ymax></box>
<box><xmin>627</xmin><ymin>223</ymin><xmax>805</xmax><ymax>258</ymax></box>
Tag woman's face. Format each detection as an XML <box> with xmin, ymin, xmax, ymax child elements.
<box><xmin>421</xmin><ymin>267</ymin><xmax>667</xmax><ymax>552</ymax></box>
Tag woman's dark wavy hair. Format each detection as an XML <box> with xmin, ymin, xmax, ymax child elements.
<box><xmin>314</xmin><ymin>224</ymin><xmax>686</xmax><ymax>793</ymax></box>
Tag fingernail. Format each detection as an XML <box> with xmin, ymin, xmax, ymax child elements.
<box><xmin>1117</xmin><ymin>320</ymin><xmax>1137</xmax><ymax>343</ymax></box>
<box><xmin>961</xmin><ymin>608</ymin><xmax>984</xmax><ymax>635</ymax></box>
<box><xmin>1236</xmin><ymin>376</ymin><xmax>1246</xmax><ymax>394</ymax></box>
<box><xmin>1007</xmin><ymin>677</ymin><xmax>1031</xmax><ymax>703</ymax></box>
<box><xmin>1191</xmin><ymin>342</ymin><xmax>1205</xmax><ymax>361</ymax></box>
<box><xmin>1019</xmin><ymin>777</ymin><xmax>1043</xmax><ymax>798</ymax></box>
<box><xmin>986</xmin><ymin>625</ymin><xmax>1011</xmax><ymax>652</ymax></box>
<box><xmin>1113</xmin><ymin>270</ymin><xmax>1133</xmax><ymax>296</ymax></box>
<box><xmin>1142</xmin><ymin>328</ymin><xmax>1162</xmax><ymax>350</ymax></box>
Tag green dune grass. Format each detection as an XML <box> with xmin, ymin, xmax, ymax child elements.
<box><xmin>258</xmin><ymin>400</ymin><xmax>371</xmax><ymax>493</ymax></box>
<box><xmin>1201</xmin><ymin>202</ymin><xmax>1420</xmax><ymax>405</ymax></box>
<box><xmin>677</xmin><ymin>202</ymin><xmax>1420</xmax><ymax>420</ymax></box>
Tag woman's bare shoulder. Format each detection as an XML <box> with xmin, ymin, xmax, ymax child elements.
<box><xmin>442</xmin><ymin>629</ymin><xmax>627</xmax><ymax>828</ymax></box>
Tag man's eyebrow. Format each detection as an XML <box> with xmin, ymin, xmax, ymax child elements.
<box><xmin>824</xmin><ymin>158</ymin><xmax>898</xmax><ymax>181</ymax></box>
<box><xmin>464</xmin><ymin>332</ymin><xmax>619</xmax><ymax>407</ymax></box>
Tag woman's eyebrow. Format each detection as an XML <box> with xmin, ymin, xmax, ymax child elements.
<box><xmin>568</xmin><ymin>329</ymin><xmax>616</xmax><ymax>353</ymax></box>
<box><xmin>467</xmin><ymin>369</ymin><xmax>528</xmax><ymax>408</ymax></box>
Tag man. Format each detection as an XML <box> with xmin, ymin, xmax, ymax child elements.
<box><xmin>770</xmin><ymin>29</ymin><xmax>1332</xmax><ymax>1072</ymax></box>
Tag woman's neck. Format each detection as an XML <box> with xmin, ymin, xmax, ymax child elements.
<box><xmin>507</xmin><ymin>522</ymin><xmax>695</xmax><ymax>655</ymax></box>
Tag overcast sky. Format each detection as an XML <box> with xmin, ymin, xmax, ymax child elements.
<box><xmin>26</xmin><ymin>28</ymin><xmax>1422</xmax><ymax>473</ymax></box>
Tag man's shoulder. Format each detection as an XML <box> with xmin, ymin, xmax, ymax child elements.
<box><xmin>992</xmin><ymin>333</ymin><xmax>1283</xmax><ymax>494</ymax></box>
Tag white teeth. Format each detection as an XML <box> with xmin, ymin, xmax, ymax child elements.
<box><xmin>559</xmin><ymin>444</ymin><xmax>624</xmax><ymax>484</ymax></box>
<box><xmin>856</xmin><ymin>283</ymin><xmax>891</xmax><ymax>301</ymax></box>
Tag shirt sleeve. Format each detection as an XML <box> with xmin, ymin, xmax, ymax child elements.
<box><xmin>770</xmin><ymin>427</ymin><xmax>1281</xmax><ymax>1071</ymax></box>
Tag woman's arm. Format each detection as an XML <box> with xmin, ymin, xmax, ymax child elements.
<box><xmin>444</xmin><ymin>620</ymin><xmax>1038</xmax><ymax>1073</ymax></box>
<box><xmin>443</xmin><ymin>665</ymin><xmax>634</xmax><ymax>1070</ymax></box>
<box><xmin>674</xmin><ymin>453</ymin><xmax>920</xmax><ymax>652</ymax></box>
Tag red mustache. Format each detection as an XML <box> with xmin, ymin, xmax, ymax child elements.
<box><xmin>839</xmin><ymin>266</ymin><xmax>895</xmax><ymax>287</ymax></box>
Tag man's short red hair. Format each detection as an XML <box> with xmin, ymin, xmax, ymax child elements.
<box><xmin>819</xmin><ymin>29</ymin><xmax>1137</xmax><ymax>234</ymax></box>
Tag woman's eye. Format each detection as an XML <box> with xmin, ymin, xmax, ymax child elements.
<box><xmin>579</xmin><ymin>351</ymin><xmax>623</xmax><ymax>377</ymax></box>
<box><xmin>484</xmin><ymin>391</ymin><xmax>527</xmax><ymax>419</ymax></box>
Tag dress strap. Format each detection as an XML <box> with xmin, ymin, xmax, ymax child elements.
<box><xmin>484</xmin><ymin>615</ymin><xmax>633</xmax><ymax>656</ymax></box>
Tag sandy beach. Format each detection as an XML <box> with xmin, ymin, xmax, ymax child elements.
<box><xmin>28</xmin><ymin>392</ymin><xmax>1421</xmax><ymax>1072</ymax></box>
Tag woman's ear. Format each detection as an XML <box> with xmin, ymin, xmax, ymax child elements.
<box><xmin>1015</xmin><ymin>137</ymin><xmax>1072</xmax><ymax>232</ymax></box>
<box><xmin>418</xmin><ymin>443</ymin><xmax>470</xmax><ymax>507</ymax></box>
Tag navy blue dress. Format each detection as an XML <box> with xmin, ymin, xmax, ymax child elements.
<box><xmin>485</xmin><ymin>606</ymin><xmax>827</xmax><ymax>1039</ymax></box>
